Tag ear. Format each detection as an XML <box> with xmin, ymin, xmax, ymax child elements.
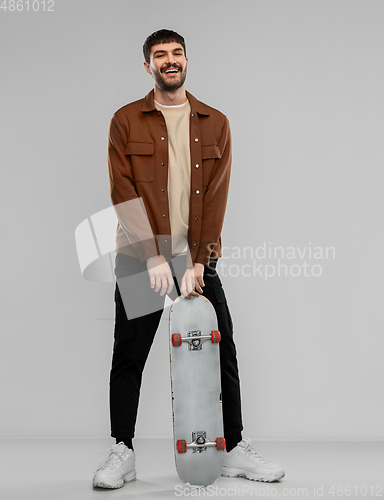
<box><xmin>143</xmin><ymin>61</ymin><xmax>151</xmax><ymax>75</ymax></box>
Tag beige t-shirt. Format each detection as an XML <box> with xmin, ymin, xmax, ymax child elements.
<box><xmin>154</xmin><ymin>99</ymin><xmax>191</xmax><ymax>255</ymax></box>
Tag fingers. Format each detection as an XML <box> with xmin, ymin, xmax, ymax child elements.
<box><xmin>195</xmin><ymin>277</ymin><xmax>204</xmax><ymax>294</ymax></box>
<box><xmin>149</xmin><ymin>261</ymin><xmax>205</xmax><ymax>299</ymax></box>
<box><xmin>181</xmin><ymin>269</ymin><xmax>200</xmax><ymax>299</ymax></box>
<box><xmin>149</xmin><ymin>272</ymin><xmax>156</xmax><ymax>290</ymax></box>
<box><xmin>167</xmin><ymin>273</ymin><xmax>174</xmax><ymax>295</ymax></box>
<box><xmin>154</xmin><ymin>274</ymin><xmax>169</xmax><ymax>296</ymax></box>
<box><xmin>193</xmin><ymin>264</ymin><xmax>205</xmax><ymax>294</ymax></box>
<box><xmin>160</xmin><ymin>268</ymin><xmax>173</xmax><ymax>296</ymax></box>
<box><xmin>184</xmin><ymin>273</ymin><xmax>193</xmax><ymax>298</ymax></box>
<box><xmin>180</xmin><ymin>277</ymin><xmax>188</xmax><ymax>298</ymax></box>
<box><xmin>148</xmin><ymin>260</ymin><xmax>174</xmax><ymax>296</ymax></box>
<box><xmin>154</xmin><ymin>274</ymin><xmax>162</xmax><ymax>293</ymax></box>
<box><xmin>180</xmin><ymin>275</ymin><xmax>191</xmax><ymax>299</ymax></box>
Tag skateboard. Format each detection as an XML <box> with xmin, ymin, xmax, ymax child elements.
<box><xmin>169</xmin><ymin>294</ymin><xmax>225</xmax><ymax>487</ymax></box>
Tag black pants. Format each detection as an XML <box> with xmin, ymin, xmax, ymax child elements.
<box><xmin>109</xmin><ymin>253</ymin><xmax>243</xmax><ymax>441</ymax></box>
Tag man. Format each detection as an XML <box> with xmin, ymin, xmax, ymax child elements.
<box><xmin>93</xmin><ymin>29</ymin><xmax>285</xmax><ymax>489</ymax></box>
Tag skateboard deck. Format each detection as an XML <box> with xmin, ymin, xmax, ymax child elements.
<box><xmin>169</xmin><ymin>295</ymin><xmax>225</xmax><ymax>487</ymax></box>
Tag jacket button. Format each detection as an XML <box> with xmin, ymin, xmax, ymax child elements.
<box><xmin>196</xmin><ymin>190</ymin><xmax>200</xmax><ymax>194</ymax></box>
<box><xmin>195</xmin><ymin>164</ymin><xmax>199</xmax><ymax>168</ymax></box>
<box><xmin>192</xmin><ymin>112</ymin><xmax>195</xmax><ymax>117</ymax></box>
<box><xmin>158</xmin><ymin>112</ymin><xmax>161</xmax><ymax>115</ymax></box>
<box><xmin>161</xmin><ymin>137</ymin><xmax>165</xmax><ymax>141</ymax></box>
<box><xmin>162</xmin><ymin>163</ymin><xmax>165</xmax><ymax>166</ymax></box>
<box><xmin>193</xmin><ymin>242</ymin><xmax>198</xmax><ymax>247</ymax></box>
<box><xmin>164</xmin><ymin>239</ymin><xmax>168</xmax><ymax>243</ymax></box>
<box><xmin>194</xmin><ymin>138</ymin><xmax>198</xmax><ymax>142</ymax></box>
<box><xmin>162</xmin><ymin>189</ymin><xmax>165</xmax><ymax>192</ymax></box>
<box><xmin>195</xmin><ymin>216</ymin><xmax>199</xmax><ymax>220</ymax></box>
<box><xmin>163</xmin><ymin>214</ymin><xmax>166</xmax><ymax>218</ymax></box>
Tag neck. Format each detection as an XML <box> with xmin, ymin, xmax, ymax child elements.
<box><xmin>154</xmin><ymin>85</ymin><xmax>187</xmax><ymax>106</ymax></box>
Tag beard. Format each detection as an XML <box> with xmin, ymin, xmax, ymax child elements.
<box><xmin>152</xmin><ymin>64</ymin><xmax>188</xmax><ymax>92</ymax></box>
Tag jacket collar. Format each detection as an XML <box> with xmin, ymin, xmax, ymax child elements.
<box><xmin>141</xmin><ymin>88</ymin><xmax>210</xmax><ymax>116</ymax></box>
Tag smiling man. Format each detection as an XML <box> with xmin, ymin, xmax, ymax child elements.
<box><xmin>147</xmin><ymin>42</ymin><xmax>188</xmax><ymax>92</ymax></box>
<box><xmin>92</xmin><ymin>29</ymin><xmax>285</xmax><ymax>489</ymax></box>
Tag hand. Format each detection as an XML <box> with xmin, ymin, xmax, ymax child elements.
<box><xmin>180</xmin><ymin>263</ymin><xmax>205</xmax><ymax>299</ymax></box>
<box><xmin>146</xmin><ymin>255</ymin><xmax>174</xmax><ymax>296</ymax></box>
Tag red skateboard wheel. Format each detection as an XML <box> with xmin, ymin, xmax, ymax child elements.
<box><xmin>211</xmin><ymin>330</ymin><xmax>221</xmax><ymax>343</ymax></box>
<box><xmin>172</xmin><ymin>333</ymin><xmax>182</xmax><ymax>346</ymax></box>
<box><xmin>177</xmin><ymin>439</ymin><xmax>187</xmax><ymax>453</ymax></box>
<box><xmin>216</xmin><ymin>437</ymin><xmax>226</xmax><ymax>450</ymax></box>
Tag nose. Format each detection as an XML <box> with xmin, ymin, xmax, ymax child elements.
<box><xmin>165</xmin><ymin>52</ymin><xmax>177</xmax><ymax>65</ymax></box>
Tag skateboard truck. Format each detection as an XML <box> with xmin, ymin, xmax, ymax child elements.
<box><xmin>177</xmin><ymin>431</ymin><xmax>226</xmax><ymax>454</ymax></box>
<box><xmin>172</xmin><ymin>330</ymin><xmax>221</xmax><ymax>350</ymax></box>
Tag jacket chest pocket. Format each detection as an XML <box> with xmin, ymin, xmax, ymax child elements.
<box><xmin>125</xmin><ymin>141</ymin><xmax>155</xmax><ymax>182</ymax></box>
<box><xmin>201</xmin><ymin>144</ymin><xmax>221</xmax><ymax>186</ymax></box>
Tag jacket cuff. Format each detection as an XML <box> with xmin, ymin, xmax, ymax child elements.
<box><xmin>130</xmin><ymin>238</ymin><xmax>160</xmax><ymax>263</ymax></box>
<box><xmin>195</xmin><ymin>246</ymin><xmax>212</xmax><ymax>266</ymax></box>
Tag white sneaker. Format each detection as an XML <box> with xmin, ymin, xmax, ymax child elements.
<box><xmin>222</xmin><ymin>436</ymin><xmax>285</xmax><ymax>482</ymax></box>
<box><xmin>93</xmin><ymin>442</ymin><xmax>136</xmax><ymax>489</ymax></box>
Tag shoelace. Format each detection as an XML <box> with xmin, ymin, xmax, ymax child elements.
<box><xmin>243</xmin><ymin>443</ymin><xmax>271</xmax><ymax>465</ymax></box>
<box><xmin>94</xmin><ymin>450</ymin><xmax>123</xmax><ymax>473</ymax></box>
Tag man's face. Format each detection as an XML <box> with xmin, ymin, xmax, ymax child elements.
<box><xmin>144</xmin><ymin>42</ymin><xmax>188</xmax><ymax>92</ymax></box>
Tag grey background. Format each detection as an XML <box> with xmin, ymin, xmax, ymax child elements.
<box><xmin>1</xmin><ymin>0</ymin><xmax>383</xmax><ymax>440</ymax></box>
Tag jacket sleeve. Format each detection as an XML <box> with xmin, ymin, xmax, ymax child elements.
<box><xmin>108</xmin><ymin>113</ymin><xmax>159</xmax><ymax>262</ymax></box>
<box><xmin>195</xmin><ymin>116</ymin><xmax>232</xmax><ymax>266</ymax></box>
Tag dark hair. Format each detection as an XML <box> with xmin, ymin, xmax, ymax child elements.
<box><xmin>143</xmin><ymin>29</ymin><xmax>186</xmax><ymax>63</ymax></box>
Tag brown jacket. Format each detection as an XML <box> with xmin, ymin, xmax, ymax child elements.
<box><xmin>108</xmin><ymin>89</ymin><xmax>232</xmax><ymax>266</ymax></box>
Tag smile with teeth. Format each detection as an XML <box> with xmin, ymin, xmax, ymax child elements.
<box><xmin>164</xmin><ymin>68</ymin><xmax>179</xmax><ymax>74</ymax></box>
